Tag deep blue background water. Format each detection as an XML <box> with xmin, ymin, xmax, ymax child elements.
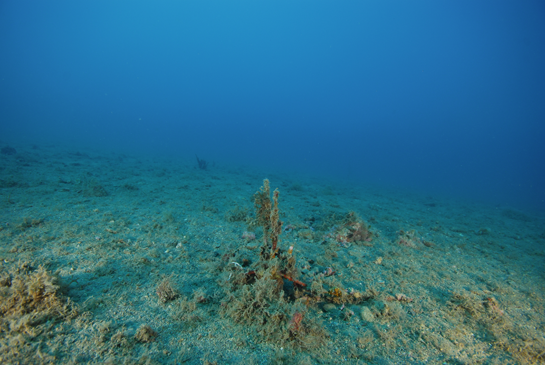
<box><xmin>1</xmin><ymin>1</ymin><xmax>544</xmax><ymax>211</ymax></box>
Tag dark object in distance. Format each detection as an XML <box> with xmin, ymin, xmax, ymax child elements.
<box><xmin>195</xmin><ymin>155</ymin><xmax>208</xmax><ymax>170</ymax></box>
<box><xmin>1</xmin><ymin>146</ymin><xmax>16</xmax><ymax>155</ymax></box>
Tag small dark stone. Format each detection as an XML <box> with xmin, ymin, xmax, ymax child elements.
<box><xmin>1</xmin><ymin>146</ymin><xmax>16</xmax><ymax>155</ymax></box>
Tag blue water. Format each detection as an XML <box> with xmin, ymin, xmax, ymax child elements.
<box><xmin>1</xmin><ymin>0</ymin><xmax>544</xmax><ymax>211</ymax></box>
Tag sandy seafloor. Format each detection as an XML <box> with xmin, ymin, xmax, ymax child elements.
<box><xmin>0</xmin><ymin>142</ymin><xmax>544</xmax><ymax>365</ymax></box>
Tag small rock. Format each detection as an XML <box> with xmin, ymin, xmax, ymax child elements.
<box><xmin>475</xmin><ymin>227</ymin><xmax>490</xmax><ymax>235</ymax></box>
<box><xmin>323</xmin><ymin>303</ymin><xmax>336</xmax><ymax>312</ymax></box>
<box><xmin>1</xmin><ymin>146</ymin><xmax>16</xmax><ymax>155</ymax></box>
<box><xmin>360</xmin><ymin>306</ymin><xmax>375</xmax><ymax>322</ymax></box>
